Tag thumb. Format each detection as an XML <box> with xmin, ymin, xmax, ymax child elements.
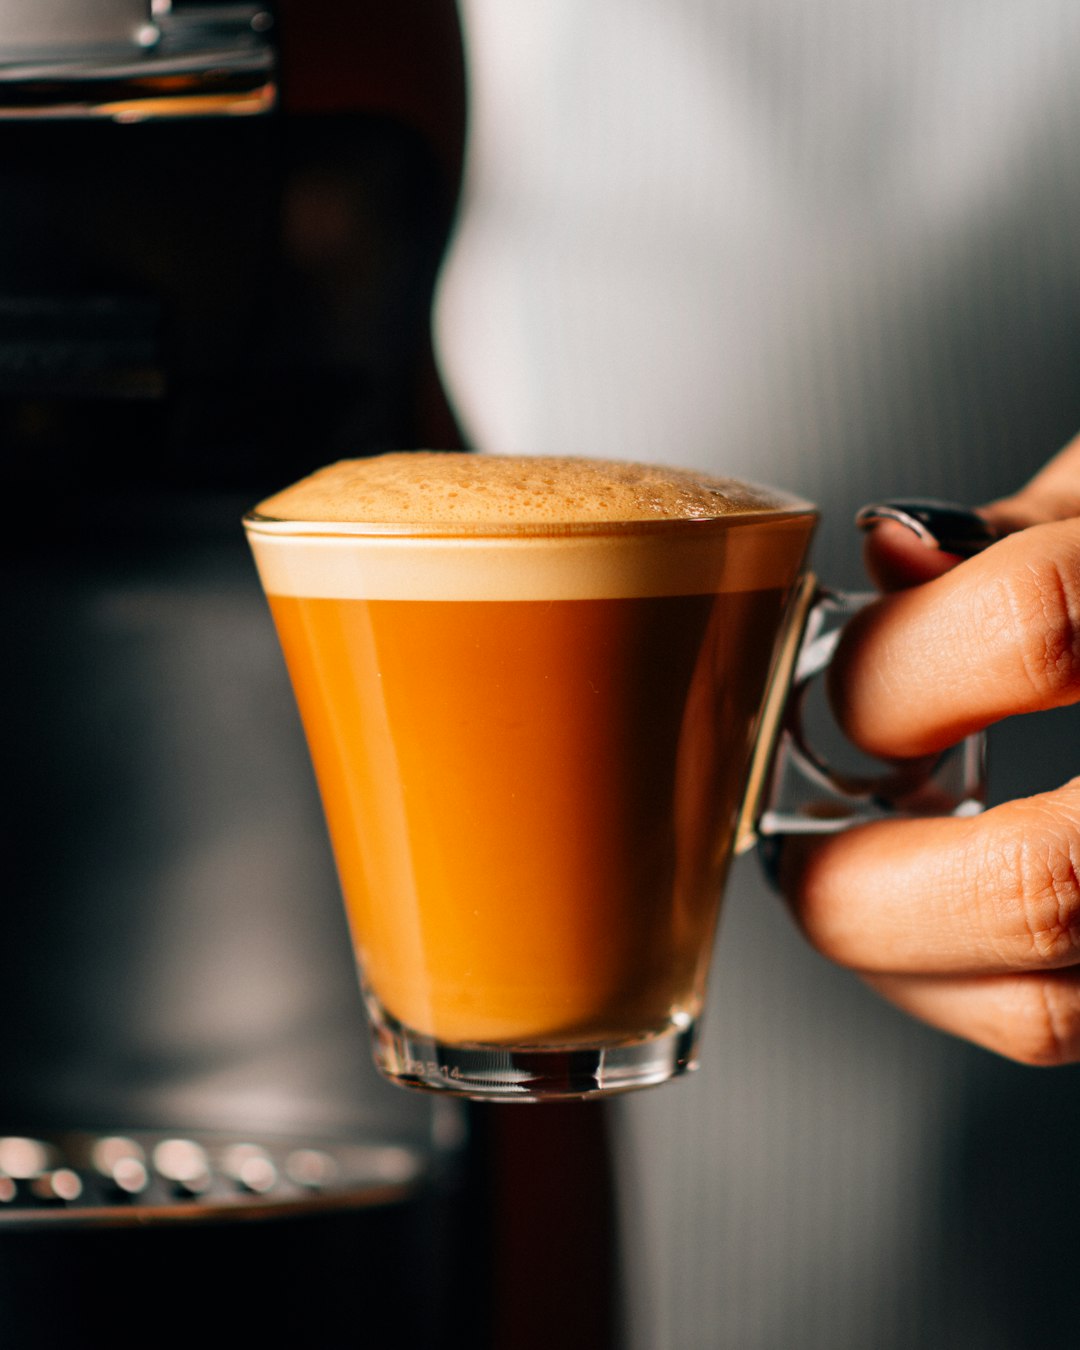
<box><xmin>982</xmin><ymin>432</ymin><xmax>1080</xmax><ymax>532</ymax></box>
<box><xmin>861</xmin><ymin>430</ymin><xmax>1080</xmax><ymax>592</ymax></box>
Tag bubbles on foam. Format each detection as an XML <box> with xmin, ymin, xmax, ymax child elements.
<box><xmin>252</xmin><ymin>452</ymin><xmax>798</xmax><ymax>530</ymax></box>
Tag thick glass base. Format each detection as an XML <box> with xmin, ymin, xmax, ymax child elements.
<box><xmin>367</xmin><ymin>1001</ymin><xmax>700</xmax><ymax>1101</ymax></box>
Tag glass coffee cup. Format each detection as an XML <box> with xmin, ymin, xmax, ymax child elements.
<box><xmin>244</xmin><ymin>453</ymin><xmax>984</xmax><ymax>1101</ymax></box>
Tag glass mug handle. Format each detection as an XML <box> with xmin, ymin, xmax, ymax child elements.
<box><xmin>734</xmin><ymin>575</ymin><xmax>988</xmax><ymax>867</ymax></box>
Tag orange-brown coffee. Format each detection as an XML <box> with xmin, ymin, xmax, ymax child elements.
<box><xmin>246</xmin><ymin>454</ymin><xmax>815</xmax><ymax>1049</ymax></box>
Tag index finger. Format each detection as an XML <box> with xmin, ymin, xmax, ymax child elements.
<box><xmin>829</xmin><ymin>517</ymin><xmax>1080</xmax><ymax>759</ymax></box>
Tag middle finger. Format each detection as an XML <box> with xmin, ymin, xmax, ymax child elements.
<box><xmin>784</xmin><ymin>779</ymin><xmax>1080</xmax><ymax>977</ymax></box>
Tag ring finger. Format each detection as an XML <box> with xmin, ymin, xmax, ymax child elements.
<box><xmin>863</xmin><ymin>968</ymin><xmax>1080</xmax><ymax>1066</ymax></box>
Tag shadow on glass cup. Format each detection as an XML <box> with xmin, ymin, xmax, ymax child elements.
<box><xmin>243</xmin><ymin>457</ymin><xmax>986</xmax><ymax>1102</ymax></box>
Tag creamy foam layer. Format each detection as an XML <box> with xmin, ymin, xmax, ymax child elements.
<box><xmin>249</xmin><ymin>452</ymin><xmax>806</xmax><ymax>529</ymax></box>
<box><xmin>245</xmin><ymin>453</ymin><xmax>816</xmax><ymax>600</ymax></box>
<box><xmin>246</xmin><ymin>520</ymin><xmax>813</xmax><ymax>601</ymax></box>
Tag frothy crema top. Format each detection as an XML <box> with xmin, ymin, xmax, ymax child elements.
<box><xmin>244</xmin><ymin>454</ymin><xmax>816</xmax><ymax>601</ymax></box>
<box><xmin>249</xmin><ymin>452</ymin><xmax>804</xmax><ymax>530</ymax></box>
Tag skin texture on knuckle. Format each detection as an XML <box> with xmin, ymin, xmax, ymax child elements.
<box><xmin>978</xmin><ymin>805</ymin><xmax>1080</xmax><ymax>970</ymax></box>
<box><xmin>989</xmin><ymin>977</ymin><xmax>1080</xmax><ymax>1067</ymax></box>
<box><xmin>995</xmin><ymin>550</ymin><xmax>1080</xmax><ymax>711</ymax></box>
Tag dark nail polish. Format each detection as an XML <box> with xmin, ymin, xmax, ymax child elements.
<box><xmin>855</xmin><ymin>499</ymin><xmax>998</xmax><ymax>557</ymax></box>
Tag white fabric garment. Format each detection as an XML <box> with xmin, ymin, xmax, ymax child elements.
<box><xmin>435</xmin><ymin>5</ymin><xmax>1080</xmax><ymax>1346</ymax></box>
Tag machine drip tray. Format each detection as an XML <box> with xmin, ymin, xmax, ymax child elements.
<box><xmin>0</xmin><ymin>1129</ymin><xmax>433</xmax><ymax>1229</ymax></box>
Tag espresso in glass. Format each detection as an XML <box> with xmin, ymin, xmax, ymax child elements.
<box><xmin>245</xmin><ymin>453</ymin><xmax>816</xmax><ymax>1099</ymax></box>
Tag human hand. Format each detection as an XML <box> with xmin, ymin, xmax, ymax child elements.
<box><xmin>781</xmin><ymin>436</ymin><xmax>1080</xmax><ymax>1064</ymax></box>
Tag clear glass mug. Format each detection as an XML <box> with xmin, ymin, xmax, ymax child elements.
<box><xmin>244</xmin><ymin>469</ymin><xmax>984</xmax><ymax>1101</ymax></box>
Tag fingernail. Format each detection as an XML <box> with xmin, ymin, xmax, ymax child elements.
<box><xmin>855</xmin><ymin>500</ymin><xmax>998</xmax><ymax>557</ymax></box>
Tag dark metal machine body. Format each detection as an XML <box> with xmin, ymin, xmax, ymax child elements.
<box><xmin>0</xmin><ymin>4</ymin><xmax>471</xmax><ymax>1343</ymax></box>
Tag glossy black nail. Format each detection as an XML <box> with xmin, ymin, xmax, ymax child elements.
<box><xmin>855</xmin><ymin>499</ymin><xmax>998</xmax><ymax>557</ymax></box>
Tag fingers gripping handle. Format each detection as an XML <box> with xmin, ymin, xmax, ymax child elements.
<box><xmin>735</xmin><ymin>580</ymin><xmax>988</xmax><ymax>861</ymax></box>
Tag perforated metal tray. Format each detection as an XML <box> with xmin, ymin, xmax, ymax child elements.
<box><xmin>0</xmin><ymin>1129</ymin><xmax>432</xmax><ymax>1229</ymax></box>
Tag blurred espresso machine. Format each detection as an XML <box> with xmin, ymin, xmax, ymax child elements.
<box><xmin>0</xmin><ymin>2</ymin><xmax>474</xmax><ymax>1343</ymax></box>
